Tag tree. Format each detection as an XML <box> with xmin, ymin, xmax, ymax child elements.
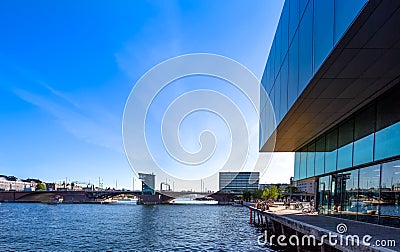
<box><xmin>269</xmin><ymin>185</ymin><xmax>278</xmax><ymax>200</ymax></box>
<box><xmin>262</xmin><ymin>188</ymin><xmax>270</xmax><ymax>199</ymax></box>
<box><xmin>243</xmin><ymin>190</ymin><xmax>251</xmax><ymax>201</ymax></box>
<box><xmin>35</xmin><ymin>183</ymin><xmax>46</xmax><ymax>191</ymax></box>
<box><xmin>252</xmin><ymin>189</ymin><xmax>263</xmax><ymax>199</ymax></box>
<box><xmin>278</xmin><ymin>185</ymin><xmax>286</xmax><ymax>199</ymax></box>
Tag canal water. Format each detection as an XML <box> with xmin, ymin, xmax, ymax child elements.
<box><xmin>0</xmin><ymin>203</ymin><xmax>276</xmax><ymax>251</ymax></box>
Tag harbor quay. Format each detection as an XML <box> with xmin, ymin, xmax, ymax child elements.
<box><xmin>245</xmin><ymin>202</ymin><xmax>399</xmax><ymax>251</ymax></box>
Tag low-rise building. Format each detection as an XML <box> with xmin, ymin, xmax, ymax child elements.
<box><xmin>0</xmin><ymin>175</ymin><xmax>36</xmax><ymax>191</ymax></box>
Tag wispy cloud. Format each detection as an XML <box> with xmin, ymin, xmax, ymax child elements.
<box><xmin>13</xmin><ymin>85</ymin><xmax>123</xmax><ymax>153</ymax></box>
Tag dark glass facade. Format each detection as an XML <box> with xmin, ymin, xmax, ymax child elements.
<box><xmin>260</xmin><ymin>0</ymin><xmax>368</xmax><ymax>129</ymax></box>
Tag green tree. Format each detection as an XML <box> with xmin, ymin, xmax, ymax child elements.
<box><xmin>262</xmin><ymin>188</ymin><xmax>270</xmax><ymax>199</ymax></box>
<box><xmin>252</xmin><ymin>189</ymin><xmax>263</xmax><ymax>199</ymax></box>
<box><xmin>278</xmin><ymin>185</ymin><xmax>286</xmax><ymax>199</ymax></box>
<box><xmin>269</xmin><ymin>185</ymin><xmax>278</xmax><ymax>200</ymax></box>
<box><xmin>35</xmin><ymin>183</ymin><xmax>46</xmax><ymax>191</ymax></box>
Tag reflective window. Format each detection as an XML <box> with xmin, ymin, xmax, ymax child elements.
<box><xmin>275</xmin><ymin>73</ymin><xmax>282</xmax><ymax>123</ymax></box>
<box><xmin>315</xmin><ymin>136</ymin><xmax>325</xmax><ymax>176</ymax></box>
<box><xmin>280</xmin><ymin>56</ymin><xmax>288</xmax><ymax>120</ymax></box>
<box><xmin>375</xmin><ymin>86</ymin><xmax>400</xmax><ymax>160</ymax></box>
<box><xmin>299</xmin><ymin>0</ymin><xmax>309</xmax><ymax>19</ymax></box>
<box><xmin>280</xmin><ymin>2</ymin><xmax>289</xmax><ymax>62</ymax></box>
<box><xmin>376</xmin><ymin>84</ymin><xmax>400</xmax><ymax>131</ymax></box>
<box><xmin>334</xmin><ymin>0</ymin><xmax>367</xmax><ymax>45</ymax></box>
<box><xmin>353</xmin><ymin>105</ymin><xmax>375</xmax><ymax>165</ymax></box>
<box><xmin>375</xmin><ymin>122</ymin><xmax>400</xmax><ymax>161</ymax></box>
<box><xmin>318</xmin><ymin>175</ymin><xmax>331</xmax><ymax>214</ymax></box>
<box><xmin>353</xmin><ymin>134</ymin><xmax>374</xmax><ymax>166</ymax></box>
<box><xmin>313</xmin><ymin>0</ymin><xmax>334</xmax><ymax>72</ymax></box>
<box><xmin>270</xmin><ymin>40</ymin><xmax>276</xmax><ymax>82</ymax></box>
<box><xmin>357</xmin><ymin>165</ymin><xmax>380</xmax><ymax>224</ymax></box>
<box><xmin>270</xmin><ymin>86</ymin><xmax>275</xmax><ymax>117</ymax></box>
<box><xmin>288</xmin><ymin>32</ymin><xmax>299</xmax><ymax>110</ymax></box>
<box><xmin>275</xmin><ymin>23</ymin><xmax>282</xmax><ymax>78</ymax></box>
<box><xmin>300</xmin><ymin>147</ymin><xmax>307</xmax><ymax>179</ymax></box>
<box><xmin>289</xmin><ymin>0</ymin><xmax>299</xmax><ymax>44</ymax></box>
<box><xmin>294</xmin><ymin>152</ymin><xmax>301</xmax><ymax>181</ymax></box>
<box><xmin>340</xmin><ymin>169</ymin><xmax>359</xmax><ymax>220</ymax></box>
<box><xmin>325</xmin><ymin>129</ymin><xmax>338</xmax><ymax>173</ymax></box>
<box><xmin>354</xmin><ymin>105</ymin><xmax>375</xmax><ymax>141</ymax></box>
<box><xmin>263</xmin><ymin>57</ymin><xmax>272</xmax><ymax>93</ymax></box>
<box><xmin>337</xmin><ymin>119</ymin><xmax>354</xmax><ymax>170</ymax></box>
<box><xmin>306</xmin><ymin>142</ymin><xmax>315</xmax><ymax>177</ymax></box>
<box><xmin>338</xmin><ymin>143</ymin><xmax>353</xmax><ymax>170</ymax></box>
<box><xmin>298</xmin><ymin>0</ymin><xmax>313</xmax><ymax>95</ymax></box>
<box><xmin>380</xmin><ymin>160</ymin><xmax>400</xmax><ymax>227</ymax></box>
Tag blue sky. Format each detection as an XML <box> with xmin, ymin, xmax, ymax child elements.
<box><xmin>0</xmin><ymin>0</ymin><xmax>292</xmax><ymax>189</ymax></box>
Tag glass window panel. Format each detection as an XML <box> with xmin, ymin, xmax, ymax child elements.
<box><xmin>318</xmin><ymin>175</ymin><xmax>331</xmax><ymax>214</ymax></box>
<box><xmin>353</xmin><ymin>133</ymin><xmax>374</xmax><ymax>166</ymax></box>
<box><xmin>270</xmin><ymin>40</ymin><xmax>276</xmax><ymax>82</ymax></box>
<box><xmin>338</xmin><ymin>118</ymin><xmax>354</xmax><ymax>147</ymax></box>
<box><xmin>376</xmin><ymin>84</ymin><xmax>400</xmax><ymax>131</ymax></box>
<box><xmin>280</xmin><ymin>56</ymin><xmax>288</xmax><ymax>120</ymax></box>
<box><xmin>325</xmin><ymin>129</ymin><xmax>338</xmax><ymax>173</ymax></box>
<box><xmin>281</xmin><ymin>1</ymin><xmax>289</xmax><ymax>62</ymax></box>
<box><xmin>337</xmin><ymin>143</ymin><xmax>353</xmax><ymax>170</ymax></box>
<box><xmin>289</xmin><ymin>0</ymin><xmax>299</xmax><ymax>44</ymax></box>
<box><xmin>313</xmin><ymin>0</ymin><xmax>334</xmax><ymax>72</ymax></box>
<box><xmin>298</xmin><ymin>0</ymin><xmax>313</xmax><ymax>95</ymax></box>
<box><xmin>270</xmin><ymin>86</ymin><xmax>275</xmax><ymax>116</ymax></box>
<box><xmin>299</xmin><ymin>0</ymin><xmax>309</xmax><ymax>19</ymax></box>
<box><xmin>275</xmin><ymin>23</ymin><xmax>282</xmax><ymax>77</ymax></box>
<box><xmin>263</xmin><ymin>57</ymin><xmax>272</xmax><ymax>93</ymax></box>
<box><xmin>334</xmin><ymin>0</ymin><xmax>367</xmax><ymax>45</ymax></box>
<box><xmin>375</xmin><ymin>122</ymin><xmax>400</xmax><ymax>161</ymax></box>
<box><xmin>300</xmin><ymin>147</ymin><xmax>307</xmax><ymax>179</ymax></box>
<box><xmin>354</xmin><ymin>104</ymin><xmax>376</xmax><ymax>141</ymax></box>
<box><xmin>315</xmin><ymin>135</ymin><xmax>325</xmax><ymax>176</ymax></box>
<box><xmin>307</xmin><ymin>143</ymin><xmax>315</xmax><ymax>178</ymax></box>
<box><xmin>294</xmin><ymin>152</ymin><xmax>301</xmax><ymax>181</ymax></box>
<box><xmin>275</xmin><ymin>72</ymin><xmax>282</xmax><ymax>123</ymax></box>
<box><xmin>357</xmin><ymin>165</ymin><xmax>380</xmax><ymax>224</ymax></box>
<box><xmin>380</xmin><ymin>160</ymin><xmax>400</xmax><ymax>227</ymax></box>
<box><xmin>288</xmin><ymin>32</ymin><xmax>299</xmax><ymax>110</ymax></box>
<box><xmin>340</xmin><ymin>169</ymin><xmax>359</xmax><ymax>220</ymax></box>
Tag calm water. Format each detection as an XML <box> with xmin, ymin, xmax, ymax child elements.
<box><xmin>0</xmin><ymin>203</ymin><xmax>274</xmax><ymax>251</ymax></box>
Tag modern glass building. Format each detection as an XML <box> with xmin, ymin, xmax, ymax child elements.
<box><xmin>219</xmin><ymin>172</ymin><xmax>259</xmax><ymax>193</ymax></box>
<box><xmin>260</xmin><ymin>0</ymin><xmax>400</xmax><ymax>227</ymax></box>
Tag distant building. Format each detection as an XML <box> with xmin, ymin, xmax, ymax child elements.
<box><xmin>139</xmin><ymin>173</ymin><xmax>155</xmax><ymax>195</ymax></box>
<box><xmin>0</xmin><ymin>175</ymin><xmax>36</xmax><ymax>191</ymax></box>
<box><xmin>219</xmin><ymin>172</ymin><xmax>259</xmax><ymax>193</ymax></box>
<box><xmin>295</xmin><ymin>178</ymin><xmax>316</xmax><ymax>195</ymax></box>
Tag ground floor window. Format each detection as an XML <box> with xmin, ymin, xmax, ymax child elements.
<box><xmin>317</xmin><ymin>159</ymin><xmax>400</xmax><ymax>228</ymax></box>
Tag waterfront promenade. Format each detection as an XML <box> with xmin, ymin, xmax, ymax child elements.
<box><xmin>246</xmin><ymin>203</ymin><xmax>399</xmax><ymax>251</ymax></box>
